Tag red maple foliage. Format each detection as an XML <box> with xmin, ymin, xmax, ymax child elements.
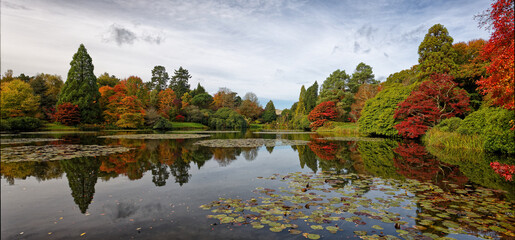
<box><xmin>394</xmin><ymin>74</ymin><xmax>470</xmax><ymax>138</ymax></box>
<box><xmin>54</xmin><ymin>102</ymin><xmax>81</xmax><ymax>126</ymax></box>
<box><xmin>490</xmin><ymin>161</ymin><xmax>515</xmax><ymax>181</ymax></box>
<box><xmin>307</xmin><ymin>138</ymin><xmax>338</xmax><ymax>161</ymax></box>
<box><xmin>308</xmin><ymin>101</ymin><xmax>339</xmax><ymax>130</ymax></box>
<box><xmin>477</xmin><ymin>0</ymin><xmax>514</xmax><ymax>110</ymax></box>
<box><xmin>175</xmin><ymin>115</ymin><xmax>185</xmax><ymax>122</ymax></box>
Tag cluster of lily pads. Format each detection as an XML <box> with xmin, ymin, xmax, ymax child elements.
<box><xmin>193</xmin><ymin>139</ymin><xmax>310</xmax><ymax>148</ymax></box>
<box><xmin>1</xmin><ymin>145</ymin><xmax>133</xmax><ymax>162</ymax></box>
<box><xmin>200</xmin><ymin>171</ymin><xmax>514</xmax><ymax>239</ymax></box>
<box><xmin>0</xmin><ymin>138</ymin><xmax>59</xmax><ymax>145</ymax></box>
<box><xmin>98</xmin><ymin>134</ymin><xmax>211</xmax><ymax>140</ymax></box>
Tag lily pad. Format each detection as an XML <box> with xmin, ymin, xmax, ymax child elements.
<box><xmin>1</xmin><ymin>144</ymin><xmax>133</xmax><ymax>162</ymax></box>
<box><xmin>99</xmin><ymin>134</ymin><xmax>211</xmax><ymax>139</ymax></box>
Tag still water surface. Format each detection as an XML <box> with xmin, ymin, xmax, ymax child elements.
<box><xmin>1</xmin><ymin>131</ymin><xmax>514</xmax><ymax>239</ymax></box>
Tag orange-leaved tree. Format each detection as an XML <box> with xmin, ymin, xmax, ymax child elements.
<box><xmin>477</xmin><ymin>0</ymin><xmax>514</xmax><ymax>110</ymax></box>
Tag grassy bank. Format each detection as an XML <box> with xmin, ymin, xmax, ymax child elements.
<box><xmin>315</xmin><ymin>121</ymin><xmax>360</xmax><ymax>135</ymax></box>
<box><xmin>170</xmin><ymin>122</ymin><xmax>208</xmax><ymax>130</ymax></box>
<box><xmin>41</xmin><ymin>122</ymin><xmax>79</xmax><ymax>131</ymax></box>
<box><xmin>423</xmin><ymin>128</ymin><xmax>483</xmax><ymax>152</ymax></box>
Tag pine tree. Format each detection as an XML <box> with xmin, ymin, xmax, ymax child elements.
<box><xmin>262</xmin><ymin>100</ymin><xmax>277</xmax><ymax>123</ymax></box>
<box><xmin>349</xmin><ymin>62</ymin><xmax>376</xmax><ymax>93</ymax></box>
<box><xmin>418</xmin><ymin>24</ymin><xmax>458</xmax><ymax>80</ymax></box>
<box><xmin>150</xmin><ymin>65</ymin><xmax>169</xmax><ymax>91</ymax></box>
<box><xmin>58</xmin><ymin>44</ymin><xmax>101</xmax><ymax>123</ymax></box>
<box><xmin>169</xmin><ymin>66</ymin><xmax>191</xmax><ymax>98</ymax></box>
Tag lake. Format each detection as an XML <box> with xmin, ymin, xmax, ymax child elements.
<box><xmin>1</xmin><ymin>131</ymin><xmax>514</xmax><ymax>239</ymax></box>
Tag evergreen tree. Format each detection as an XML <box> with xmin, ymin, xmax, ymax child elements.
<box><xmin>295</xmin><ymin>85</ymin><xmax>307</xmax><ymax>116</ymax></box>
<box><xmin>61</xmin><ymin>157</ymin><xmax>101</xmax><ymax>214</ymax></box>
<box><xmin>320</xmin><ymin>69</ymin><xmax>349</xmax><ymax>96</ymax></box>
<box><xmin>262</xmin><ymin>100</ymin><xmax>277</xmax><ymax>123</ymax></box>
<box><xmin>418</xmin><ymin>24</ymin><xmax>458</xmax><ymax>80</ymax></box>
<box><xmin>349</xmin><ymin>62</ymin><xmax>376</xmax><ymax>93</ymax></box>
<box><xmin>190</xmin><ymin>83</ymin><xmax>206</xmax><ymax>97</ymax></box>
<box><xmin>169</xmin><ymin>66</ymin><xmax>191</xmax><ymax>98</ymax></box>
<box><xmin>58</xmin><ymin>44</ymin><xmax>101</xmax><ymax>123</ymax></box>
<box><xmin>304</xmin><ymin>81</ymin><xmax>319</xmax><ymax>113</ymax></box>
<box><xmin>151</xmin><ymin>65</ymin><xmax>169</xmax><ymax>91</ymax></box>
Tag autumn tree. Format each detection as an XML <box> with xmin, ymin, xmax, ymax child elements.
<box><xmin>54</xmin><ymin>102</ymin><xmax>81</xmax><ymax>126</ymax></box>
<box><xmin>115</xmin><ymin>96</ymin><xmax>145</xmax><ymax>128</ymax></box>
<box><xmin>150</xmin><ymin>65</ymin><xmax>169</xmax><ymax>91</ymax></box>
<box><xmin>1</xmin><ymin>69</ymin><xmax>14</xmax><ymax>82</ymax></box>
<box><xmin>417</xmin><ymin>24</ymin><xmax>458</xmax><ymax>80</ymax></box>
<box><xmin>58</xmin><ymin>44</ymin><xmax>101</xmax><ymax>123</ymax></box>
<box><xmin>97</xmin><ymin>72</ymin><xmax>120</xmax><ymax>87</ymax></box>
<box><xmin>308</xmin><ymin>101</ymin><xmax>339</xmax><ymax>130</ymax></box>
<box><xmin>158</xmin><ymin>88</ymin><xmax>180</xmax><ymax>119</ymax></box>
<box><xmin>1</xmin><ymin>79</ymin><xmax>40</xmax><ymax>118</ymax></box>
<box><xmin>453</xmin><ymin>39</ymin><xmax>488</xmax><ymax>110</ymax></box>
<box><xmin>123</xmin><ymin>76</ymin><xmax>149</xmax><ymax>107</ymax></box>
<box><xmin>238</xmin><ymin>92</ymin><xmax>263</xmax><ymax>121</ymax></box>
<box><xmin>394</xmin><ymin>74</ymin><xmax>470</xmax><ymax>138</ymax></box>
<box><xmin>212</xmin><ymin>88</ymin><xmax>238</xmax><ymax>109</ymax></box>
<box><xmin>262</xmin><ymin>100</ymin><xmax>277</xmax><ymax>123</ymax></box>
<box><xmin>169</xmin><ymin>66</ymin><xmax>191</xmax><ymax>98</ymax></box>
<box><xmin>30</xmin><ymin>73</ymin><xmax>64</xmax><ymax>118</ymax></box>
<box><xmin>349</xmin><ymin>62</ymin><xmax>377</xmax><ymax>93</ymax></box>
<box><xmin>477</xmin><ymin>0</ymin><xmax>514</xmax><ymax>110</ymax></box>
<box><xmin>349</xmin><ymin>83</ymin><xmax>380</xmax><ymax>121</ymax></box>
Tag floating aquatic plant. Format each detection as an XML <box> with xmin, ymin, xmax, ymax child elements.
<box><xmin>200</xmin><ymin>171</ymin><xmax>515</xmax><ymax>239</ymax></box>
<box><xmin>1</xmin><ymin>145</ymin><xmax>133</xmax><ymax>162</ymax></box>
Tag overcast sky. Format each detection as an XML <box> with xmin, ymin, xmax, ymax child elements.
<box><xmin>1</xmin><ymin>0</ymin><xmax>491</xmax><ymax>109</ymax></box>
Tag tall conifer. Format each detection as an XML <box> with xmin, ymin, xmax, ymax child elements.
<box><xmin>58</xmin><ymin>44</ymin><xmax>100</xmax><ymax>123</ymax></box>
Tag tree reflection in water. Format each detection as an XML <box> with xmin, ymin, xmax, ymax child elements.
<box><xmin>60</xmin><ymin>157</ymin><xmax>102</xmax><ymax>214</ymax></box>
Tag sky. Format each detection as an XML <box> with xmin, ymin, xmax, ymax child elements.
<box><xmin>1</xmin><ymin>0</ymin><xmax>492</xmax><ymax>109</ymax></box>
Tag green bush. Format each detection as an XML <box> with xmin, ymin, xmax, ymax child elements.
<box><xmin>434</xmin><ymin>117</ymin><xmax>462</xmax><ymax>132</ymax></box>
<box><xmin>208</xmin><ymin>108</ymin><xmax>248</xmax><ymax>130</ymax></box>
<box><xmin>455</xmin><ymin>107</ymin><xmax>515</xmax><ymax>154</ymax></box>
<box><xmin>0</xmin><ymin>117</ymin><xmax>42</xmax><ymax>131</ymax></box>
<box><xmin>153</xmin><ymin>117</ymin><xmax>173</xmax><ymax>130</ymax></box>
<box><xmin>78</xmin><ymin>124</ymin><xmax>103</xmax><ymax>131</ymax></box>
<box><xmin>358</xmin><ymin>83</ymin><xmax>414</xmax><ymax>137</ymax></box>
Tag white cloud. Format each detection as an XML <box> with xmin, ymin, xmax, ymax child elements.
<box><xmin>1</xmin><ymin>0</ymin><xmax>491</xmax><ymax>109</ymax></box>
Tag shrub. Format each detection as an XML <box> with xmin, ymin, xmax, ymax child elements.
<box><xmin>116</xmin><ymin>113</ymin><xmax>144</xmax><ymax>129</ymax></box>
<box><xmin>394</xmin><ymin>74</ymin><xmax>469</xmax><ymax>138</ymax></box>
<box><xmin>153</xmin><ymin>117</ymin><xmax>173</xmax><ymax>130</ymax></box>
<box><xmin>54</xmin><ymin>102</ymin><xmax>81</xmax><ymax>126</ymax></box>
<box><xmin>358</xmin><ymin>83</ymin><xmax>414</xmax><ymax>137</ymax></box>
<box><xmin>78</xmin><ymin>124</ymin><xmax>103</xmax><ymax>131</ymax></box>
<box><xmin>209</xmin><ymin>107</ymin><xmax>248</xmax><ymax>130</ymax></box>
<box><xmin>434</xmin><ymin>117</ymin><xmax>462</xmax><ymax>132</ymax></box>
<box><xmin>456</xmin><ymin>107</ymin><xmax>515</xmax><ymax>154</ymax></box>
<box><xmin>175</xmin><ymin>115</ymin><xmax>185</xmax><ymax>122</ymax></box>
<box><xmin>1</xmin><ymin>117</ymin><xmax>42</xmax><ymax>131</ymax></box>
<box><xmin>308</xmin><ymin>101</ymin><xmax>339</xmax><ymax>130</ymax></box>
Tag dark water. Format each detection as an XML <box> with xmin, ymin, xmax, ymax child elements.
<box><xmin>1</xmin><ymin>131</ymin><xmax>514</xmax><ymax>240</ymax></box>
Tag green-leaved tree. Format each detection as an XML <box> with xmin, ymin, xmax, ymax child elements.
<box><xmin>169</xmin><ymin>66</ymin><xmax>191</xmax><ymax>98</ymax></box>
<box><xmin>418</xmin><ymin>24</ymin><xmax>457</xmax><ymax>80</ymax></box>
<box><xmin>58</xmin><ymin>44</ymin><xmax>101</xmax><ymax>123</ymax></box>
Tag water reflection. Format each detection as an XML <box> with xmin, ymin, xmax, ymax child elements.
<box><xmin>2</xmin><ymin>133</ymin><xmax>514</xmax><ymax>217</ymax></box>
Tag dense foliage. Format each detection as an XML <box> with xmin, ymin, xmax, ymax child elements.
<box><xmin>1</xmin><ymin>79</ymin><xmax>40</xmax><ymax>118</ymax></box>
<box><xmin>57</xmin><ymin>44</ymin><xmax>101</xmax><ymax>123</ymax></box>
<box><xmin>477</xmin><ymin>0</ymin><xmax>514</xmax><ymax>110</ymax></box>
<box><xmin>308</xmin><ymin>101</ymin><xmax>339</xmax><ymax>130</ymax></box>
<box><xmin>358</xmin><ymin>83</ymin><xmax>413</xmax><ymax>137</ymax></box>
<box><xmin>417</xmin><ymin>24</ymin><xmax>457</xmax><ymax>79</ymax></box>
<box><xmin>0</xmin><ymin>117</ymin><xmax>42</xmax><ymax>131</ymax></box>
<box><xmin>262</xmin><ymin>100</ymin><xmax>277</xmax><ymax>123</ymax></box>
<box><xmin>208</xmin><ymin>108</ymin><xmax>247</xmax><ymax>130</ymax></box>
<box><xmin>394</xmin><ymin>74</ymin><xmax>470</xmax><ymax>138</ymax></box>
<box><xmin>54</xmin><ymin>102</ymin><xmax>81</xmax><ymax>126</ymax></box>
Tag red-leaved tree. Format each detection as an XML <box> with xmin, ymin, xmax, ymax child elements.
<box><xmin>477</xmin><ymin>0</ymin><xmax>514</xmax><ymax>110</ymax></box>
<box><xmin>308</xmin><ymin>101</ymin><xmax>339</xmax><ymax>130</ymax></box>
<box><xmin>54</xmin><ymin>102</ymin><xmax>81</xmax><ymax>126</ymax></box>
<box><xmin>394</xmin><ymin>74</ymin><xmax>470</xmax><ymax>138</ymax></box>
